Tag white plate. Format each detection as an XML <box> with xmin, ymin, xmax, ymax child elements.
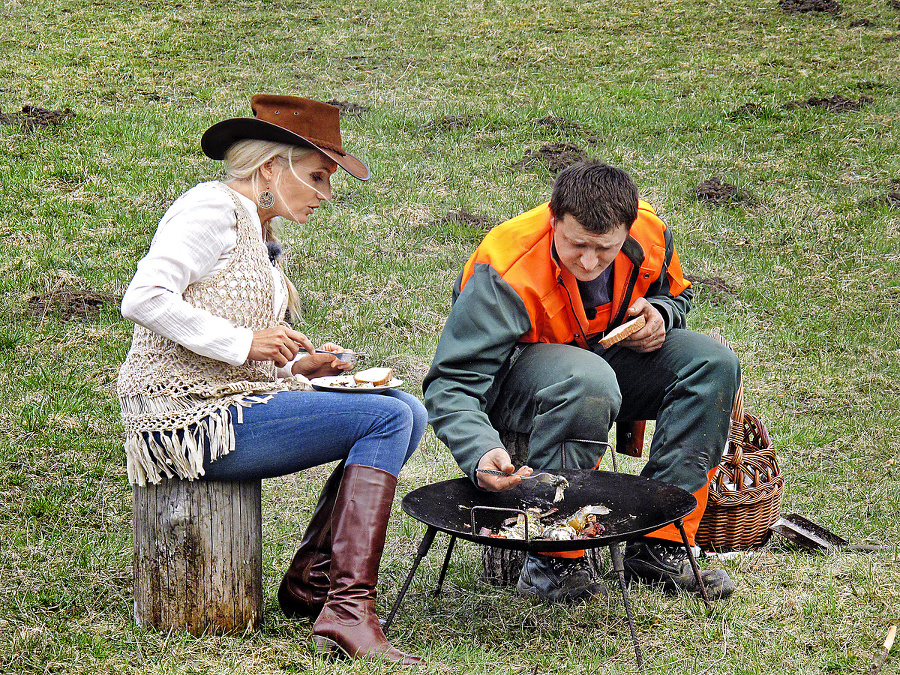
<box><xmin>310</xmin><ymin>375</ymin><xmax>404</xmax><ymax>393</ymax></box>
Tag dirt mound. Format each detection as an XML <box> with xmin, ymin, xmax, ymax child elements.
<box><xmin>684</xmin><ymin>275</ymin><xmax>739</xmax><ymax>306</ymax></box>
<box><xmin>727</xmin><ymin>103</ymin><xmax>773</xmax><ymax>119</ymax></box>
<box><xmin>531</xmin><ymin>116</ymin><xmax>600</xmax><ymax>142</ymax></box>
<box><xmin>783</xmin><ymin>94</ymin><xmax>873</xmax><ymax>112</ymax></box>
<box><xmin>438</xmin><ymin>209</ymin><xmax>496</xmax><ymax>231</ymax></box>
<box><xmin>325</xmin><ymin>100</ymin><xmax>370</xmax><ymax>117</ymax></box>
<box><xmin>510</xmin><ymin>143</ymin><xmax>588</xmax><ymax>174</ymax></box>
<box><xmin>423</xmin><ymin>115</ymin><xmax>478</xmax><ymax>131</ymax></box>
<box><xmin>780</xmin><ymin>0</ymin><xmax>842</xmax><ymax>14</ymax></box>
<box><xmin>864</xmin><ymin>191</ymin><xmax>900</xmax><ymax>209</ymax></box>
<box><xmin>695</xmin><ymin>178</ymin><xmax>751</xmax><ymax>206</ymax></box>
<box><xmin>27</xmin><ymin>286</ymin><xmax>120</xmax><ymax>320</ymax></box>
<box><xmin>0</xmin><ymin>105</ymin><xmax>75</xmax><ymax>130</ymax></box>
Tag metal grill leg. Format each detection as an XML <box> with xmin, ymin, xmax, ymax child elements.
<box><xmin>609</xmin><ymin>542</ymin><xmax>644</xmax><ymax>671</ymax></box>
<box><xmin>433</xmin><ymin>535</ymin><xmax>457</xmax><ymax>596</ymax></box>
<box><xmin>675</xmin><ymin>518</ymin><xmax>711</xmax><ymax>607</ymax></box>
<box><xmin>383</xmin><ymin>525</ymin><xmax>438</xmax><ymax>633</ymax></box>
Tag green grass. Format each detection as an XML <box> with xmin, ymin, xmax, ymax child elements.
<box><xmin>2</xmin><ymin>0</ymin><xmax>900</xmax><ymax>671</ymax></box>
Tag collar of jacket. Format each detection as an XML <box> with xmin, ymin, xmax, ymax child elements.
<box><xmin>553</xmin><ymin>232</ymin><xmax>646</xmax><ymax>348</ymax></box>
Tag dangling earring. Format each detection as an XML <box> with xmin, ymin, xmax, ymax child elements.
<box><xmin>257</xmin><ymin>188</ymin><xmax>275</xmax><ymax>209</ymax></box>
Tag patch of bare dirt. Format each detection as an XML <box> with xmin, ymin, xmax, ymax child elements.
<box><xmin>0</xmin><ymin>106</ymin><xmax>75</xmax><ymax>130</ymax></box>
<box><xmin>780</xmin><ymin>0</ymin><xmax>842</xmax><ymax>14</ymax></box>
<box><xmin>783</xmin><ymin>94</ymin><xmax>873</xmax><ymax>112</ymax></box>
<box><xmin>26</xmin><ymin>285</ymin><xmax>120</xmax><ymax>321</ymax></box>
<box><xmin>437</xmin><ymin>209</ymin><xmax>496</xmax><ymax>231</ymax></box>
<box><xmin>891</xmin><ymin>0</ymin><xmax>900</xmax><ymax>9</ymax></box>
<box><xmin>863</xmin><ymin>191</ymin><xmax>900</xmax><ymax>209</ymax></box>
<box><xmin>727</xmin><ymin>103</ymin><xmax>772</xmax><ymax>119</ymax></box>
<box><xmin>695</xmin><ymin>178</ymin><xmax>751</xmax><ymax>206</ymax></box>
<box><xmin>422</xmin><ymin>114</ymin><xmax>478</xmax><ymax>131</ymax></box>
<box><xmin>849</xmin><ymin>18</ymin><xmax>874</xmax><ymax>26</ymax></box>
<box><xmin>509</xmin><ymin>143</ymin><xmax>589</xmax><ymax>174</ymax></box>
<box><xmin>325</xmin><ymin>100</ymin><xmax>370</xmax><ymax>117</ymax></box>
<box><xmin>684</xmin><ymin>275</ymin><xmax>739</xmax><ymax>306</ymax></box>
<box><xmin>531</xmin><ymin>116</ymin><xmax>600</xmax><ymax>142</ymax></box>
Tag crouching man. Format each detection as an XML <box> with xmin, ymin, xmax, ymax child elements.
<box><xmin>423</xmin><ymin>161</ymin><xmax>740</xmax><ymax>603</ymax></box>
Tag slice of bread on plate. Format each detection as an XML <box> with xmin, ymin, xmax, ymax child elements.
<box><xmin>353</xmin><ymin>367</ymin><xmax>394</xmax><ymax>386</ymax></box>
<box><xmin>599</xmin><ymin>316</ymin><xmax>646</xmax><ymax>348</ymax></box>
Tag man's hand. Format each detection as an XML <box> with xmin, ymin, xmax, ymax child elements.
<box><xmin>618</xmin><ymin>299</ymin><xmax>666</xmax><ymax>353</ymax></box>
<box><xmin>248</xmin><ymin>326</ymin><xmax>314</xmax><ymax>366</ymax></box>
<box><xmin>475</xmin><ymin>448</ymin><xmax>534</xmax><ymax>492</ymax></box>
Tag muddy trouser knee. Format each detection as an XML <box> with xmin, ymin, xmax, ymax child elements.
<box><xmin>601</xmin><ymin>329</ymin><xmax>741</xmax><ymax>544</ymax></box>
<box><xmin>487</xmin><ymin>342</ymin><xmax>621</xmax><ymax>471</ymax></box>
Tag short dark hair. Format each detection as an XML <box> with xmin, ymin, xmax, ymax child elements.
<box><xmin>549</xmin><ymin>161</ymin><xmax>639</xmax><ymax>234</ymax></box>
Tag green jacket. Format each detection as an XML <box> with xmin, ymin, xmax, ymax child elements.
<box><xmin>423</xmin><ymin>202</ymin><xmax>692</xmax><ymax>481</ymax></box>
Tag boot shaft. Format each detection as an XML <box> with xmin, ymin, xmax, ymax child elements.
<box><xmin>327</xmin><ymin>464</ymin><xmax>398</xmax><ymax>600</ymax></box>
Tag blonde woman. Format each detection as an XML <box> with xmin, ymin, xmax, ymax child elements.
<box><xmin>118</xmin><ymin>95</ymin><xmax>424</xmax><ymax>666</ymax></box>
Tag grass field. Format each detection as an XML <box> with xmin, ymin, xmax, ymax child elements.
<box><xmin>1</xmin><ymin>0</ymin><xmax>899</xmax><ymax>672</ymax></box>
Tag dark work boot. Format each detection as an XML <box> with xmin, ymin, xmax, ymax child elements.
<box><xmin>278</xmin><ymin>461</ymin><xmax>344</xmax><ymax>620</ymax></box>
<box><xmin>516</xmin><ymin>553</ymin><xmax>608</xmax><ymax>603</ymax></box>
<box><xmin>623</xmin><ymin>540</ymin><xmax>734</xmax><ymax>600</ymax></box>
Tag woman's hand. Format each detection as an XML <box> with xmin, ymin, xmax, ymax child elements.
<box><xmin>248</xmin><ymin>326</ymin><xmax>314</xmax><ymax>367</ymax></box>
<box><xmin>475</xmin><ymin>448</ymin><xmax>534</xmax><ymax>492</ymax></box>
<box><xmin>291</xmin><ymin>342</ymin><xmax>354</xmax><ymax>379</ymax></box>
<box><xmin>618</xmin><ymin>299</ymin><xmax>666</xmax><ymax>353</ymax></box>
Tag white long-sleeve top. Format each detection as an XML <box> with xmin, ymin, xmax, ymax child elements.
<box><xmin>121</xmin><ymin>181</ymin><xmax>289</xmax><ymax>370</ymax></box>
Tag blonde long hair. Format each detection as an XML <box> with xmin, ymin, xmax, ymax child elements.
<box><xmin>224</xmin><ymin>139</ymin><xmax>313</xmax><ymax>322</ymax></box>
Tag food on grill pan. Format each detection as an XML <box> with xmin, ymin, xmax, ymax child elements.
<box><xmin>479</xmin><ymin>504</ymin><xmax>611</xmax><ymax>541</ymax></box>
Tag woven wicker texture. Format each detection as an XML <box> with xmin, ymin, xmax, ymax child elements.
<box><xmin>696</xmin><ymin>333</ymin><xmax>784</xmax><ymax>550</ymax></box>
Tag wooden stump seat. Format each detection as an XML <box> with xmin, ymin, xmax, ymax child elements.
<box><xmin>132</xmin><ymin>478</ymin><xmax>263</xmax><ymax>635</ymax></box>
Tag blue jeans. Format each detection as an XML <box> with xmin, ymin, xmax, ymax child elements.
<box><xmin>200</xmin><ymin>389</ymin><xmax>427</xmax><ymax>480</ymax></box>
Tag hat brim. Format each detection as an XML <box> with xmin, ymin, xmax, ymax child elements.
<box><xmin>201</xmin><ymin>118</ymin><xmax>370</xmax><ymax>181</ymax></box>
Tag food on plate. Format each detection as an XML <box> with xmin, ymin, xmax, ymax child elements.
<box><xmin>599</xmin><ymin>315</ymin><xmax>646</xmax><ymax>348</ymax></box>
<box><xmin>354</xmin><ymin>367</ymin><xmax>394</xmax><ymax>386</ymax></box>
<box><xmin>479</xmin><ymin>504</ymin><xmax>611</xmax><ymax>541</ymax></box>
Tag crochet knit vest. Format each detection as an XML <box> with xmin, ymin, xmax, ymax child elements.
<box><xmin>117</xmin><ymin>183</ymin><xmax>309</xmax><ymax>486</ymax></box>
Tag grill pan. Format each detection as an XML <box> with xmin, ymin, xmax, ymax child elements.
<box><xmin>401</xmin><ymin>468</ymin><xmax>698</xmax><ymax>552</ymax></box>
<box><xmin>389</xmin><ymin>469</ymin><xmax>705</xmax><ymax>671</ymax></box>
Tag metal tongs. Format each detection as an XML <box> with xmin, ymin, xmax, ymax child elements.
<box><xmin>476</xmin><ymin>468</ymin><xmax>569</xmax><ymax>488</ymax></box>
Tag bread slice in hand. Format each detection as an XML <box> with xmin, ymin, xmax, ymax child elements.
<box><xmin>353</xmin><ymin>367</ymin><xmax>394</xmax><ymax>386</ymax></box>
<box><xmin>599</xmin><ymin>316</ymin><xmax>646</xmax><ymax>348</ymax></box>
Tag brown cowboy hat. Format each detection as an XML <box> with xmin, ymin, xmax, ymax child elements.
<box><xmin>201</xmin><ymin>94</ymin><xmax>370</xmax><ymax>180</ymax></box>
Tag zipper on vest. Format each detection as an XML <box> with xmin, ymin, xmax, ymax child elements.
<box><xmin>557</xmin><ymin>275</ymin><xmax>589</xmax><ymax>349</ymax></box>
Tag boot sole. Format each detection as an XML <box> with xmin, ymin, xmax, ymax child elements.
<box><xmin>516</xmin><ymin>580</ymin><xmax>609</xmax><ymax>604</ymax></box>
<box><xmin>313</xmin><ymin>634</ymin><xmax>424</xmax><ymax>667</ymax></box>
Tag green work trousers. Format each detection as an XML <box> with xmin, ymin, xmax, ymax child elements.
<box><xmin>486</xmin><ymin>329</ymin><xmax>741</xmax><ymax>495</ymax></box>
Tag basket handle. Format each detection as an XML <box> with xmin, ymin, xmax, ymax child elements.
<box><xmin>709</xmin><ymin>330</ymin><xmax>744</xmax><ymax>447</ymax></box>
<box><xmin>709</xmin><ymin>330</ymin><xmax>744</xmax><ymax>464</ymax></box>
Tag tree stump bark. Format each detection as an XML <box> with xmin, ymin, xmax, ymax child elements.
<box><xmin>133</xmin><ymin>478</ymin><xmax>263</xmax><ymax>635</ymax></box>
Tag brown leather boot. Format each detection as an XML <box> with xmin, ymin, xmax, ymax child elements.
<box><xmin>312</xmin><ymin>465</ymin><xmax>422</xmax><ymax>666</ymax></box>
<box><xmin>278</xmin><ymin>461</ymin><xmax>344</xmax><ymax>620</ymax></box>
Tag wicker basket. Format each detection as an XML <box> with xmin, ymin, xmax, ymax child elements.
<box><xmin>695</xmin><ymin>334</ymin><xmax>784</xmax><ymax>550</ymax></box>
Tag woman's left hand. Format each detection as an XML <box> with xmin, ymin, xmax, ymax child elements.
<box><xmin>291</xmin><ymin>342</ymin><xmax>354</xmax><ymax>379</ymax></box>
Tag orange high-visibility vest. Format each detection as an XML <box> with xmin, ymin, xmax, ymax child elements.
<box><xmin>459</xmin><ymin>202</ymin><xmax>690</xmax><ymax>348</ymax></box>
